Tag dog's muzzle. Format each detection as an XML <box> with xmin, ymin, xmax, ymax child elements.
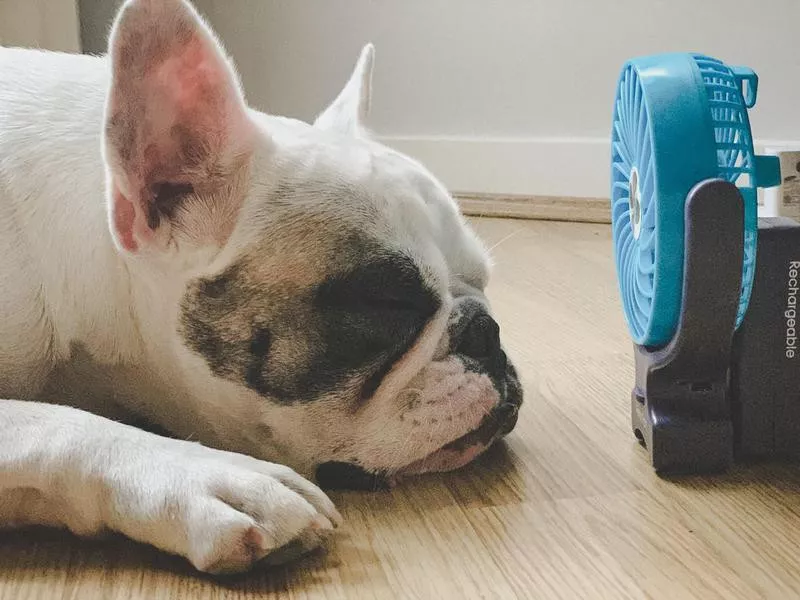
<box><xmin>451</xmin><ymin>299</ymin><xmax>523</xmax><ymax>437</ymax></box>
<box><xmin>316</xmin><ymin>298</ymin><xmax>523</xmax><ymax>491</ymax></box>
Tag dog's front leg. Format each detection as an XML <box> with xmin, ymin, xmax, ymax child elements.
<box><xmin>0</xmin><ymin>399</ymin><xmax>340</xmax><ymax>573</ymax></box>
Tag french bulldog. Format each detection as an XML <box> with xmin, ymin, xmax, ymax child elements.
<box><xmin>0</xmin><ymin>0</ymin><xmax>522</xmax><ymax>574</ymax></box>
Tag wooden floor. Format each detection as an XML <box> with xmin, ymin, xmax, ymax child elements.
<box><xmin>3</xmin><ymin>218</ymin><xmax>800</xmax><ymax>599</ymax></box>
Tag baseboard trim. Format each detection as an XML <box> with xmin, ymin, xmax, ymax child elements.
<box><xmin>455</xmin><ymin>193</ymin><xmax>610</xmax><ymax>223</ymax></box>
<box><xmin>380</xmin><ymin>135</ymin><xmax>610</xmax><ymax>199</ymax></box>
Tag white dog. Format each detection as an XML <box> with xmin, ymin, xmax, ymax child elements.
<box><xmin>0</xmin><ymin>0</ymin><xmax>522</xmax><ymax>574</ymax></box>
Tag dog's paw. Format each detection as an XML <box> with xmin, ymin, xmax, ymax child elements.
<box><xmin>183</xmin><ymin>462</ymin><xmax>340</xmax><ymax>574</ymax></box>
<box><xmin>106</xmin><ymin>442</ymin><xmax>341</xmax><ymax>574</ymax></box>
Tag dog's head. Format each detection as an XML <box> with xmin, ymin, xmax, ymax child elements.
<box><xmin>102</xmin><ymin>0</ymin><xmax>522</xmax><ymax>488</ymax></box>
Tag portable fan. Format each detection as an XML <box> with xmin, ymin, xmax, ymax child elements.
<box><xmin>610</xmin><ymin>53</ymin><xmax>780</xmax><ymax>347</ymax></box>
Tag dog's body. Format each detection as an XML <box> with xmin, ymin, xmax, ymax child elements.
<box><xmin>0</xmin><ymin>0</ymin><xmax>521</xmax><ymax>574</ymax></box>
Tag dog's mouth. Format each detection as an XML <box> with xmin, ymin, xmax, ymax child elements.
<box><xmin>393</xmin><ymin>400</ymin><xmax>519</xmax><ymax>478</ymax></box>
<box><xmin>315</xmin><ymin>357</ymin><xmax>523</xmax><ymax>491</ymax></box>
<box><xmin>315</xmin><ymin>400</ymin><xmax>520</xmax><ymax>491</ymax></box>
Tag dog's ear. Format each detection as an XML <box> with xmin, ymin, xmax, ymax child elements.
<box><xmin>314</xmin><ymin>44</ymin><xmax>374</xmax><ymax>137</ymax></box>
<box><xmin>103</xmin><ymin>0</ymin><xmax>253</xmax><ymax>255</ymax></box>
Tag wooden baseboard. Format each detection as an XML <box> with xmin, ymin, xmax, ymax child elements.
<box><xmin>454</xmin><ymin>193</ymin><xmax>611</xmax><ymax>224</ymax></box>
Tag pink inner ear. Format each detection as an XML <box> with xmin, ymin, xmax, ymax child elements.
<box><xmin>136</xmin><ymin>33</ymin><xmax>241</xmax><ymax>183</ymax></box>
<box><xmin>157</xmin><ymin>34</ymin><xmax>225</xmax><ymax>115</ymax></box>
<box><xmin>111</xmin><ymin>184</ymin><xmax>155</xmax><ymax>253</ymax></box>
<box><xmin>105</xmin><ymin>2</ymin><xmax>252</xmax><ymax>253</ymax></box>
<box><xmin>112</xmin><ymin>186</ymin><xmax>138</xmax><ymax>253</ymax></box>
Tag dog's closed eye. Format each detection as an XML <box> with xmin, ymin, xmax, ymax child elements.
<box><xmin>315</xmin><ymin>254</ymin><xmax>439</xmax><ymax>346</ymax></box>
<box><xmin>315</xmin><ymin>253</ymin><xmax>441</xmax><ymax>399</ymax></box>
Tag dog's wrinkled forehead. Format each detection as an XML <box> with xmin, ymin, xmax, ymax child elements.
<box><xmin>179</xmin><ymin>222</ymin><xmax>442</xmax><ymax>404</ymax></box>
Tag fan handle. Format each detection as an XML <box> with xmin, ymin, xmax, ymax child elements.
<box><xmin>731</xmin><ymin>66</ymin><xmax>758</xmax><ymax>108</ymax></box>
<box><xmin>632</xmin><ymin>179</ymin><xmax>743</xmax><ymax>474</ymax></box>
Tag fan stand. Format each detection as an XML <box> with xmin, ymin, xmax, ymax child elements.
<box><xmin>633</xmin><ymin>178</ymin><xmax>800</xmax><ymax>474</ymax></box>
<box><xmin>632</xmin><ymin>179</ymin><xmax>743</xmax><ymax>474</ymax></box>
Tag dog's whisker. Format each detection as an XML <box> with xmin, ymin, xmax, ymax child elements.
<box><xmin>487</xmin><ymin>227</ymin><xmax>525</xmax><ymax>255</ymax></box>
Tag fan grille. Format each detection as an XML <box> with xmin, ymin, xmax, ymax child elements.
<box><xmin>611</xmin><ymin>65</ymin><xmax>657</xmax><ymax>343</ymax></box>
<box><xmin>693</xmin><ymin>54</ymin><xmax>758</xmax><ymax>326</ymax></box>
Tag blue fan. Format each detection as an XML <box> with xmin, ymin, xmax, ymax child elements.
<box><xmin>611</xmin><ymin>53</ymin><xmax>780</xmax><ymax>347</ymax></box>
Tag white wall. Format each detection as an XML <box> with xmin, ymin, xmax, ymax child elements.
<box><xmin>198</xmin><ymin>1</ymin><xmax>800</xmax><ymax>197</ymax></box>
<box><xmin>0</xmin><ymin>0</ymin><xmax>80</xmax><ymax>53</ymax></box>
<box><xmin>78</xmin><ymin>0</ymin><xmax>124</xmax><ymax>55</ymax></box>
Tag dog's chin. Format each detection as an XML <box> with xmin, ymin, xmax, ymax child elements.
<box><xmin>389</xmin><ymin>441</ymin><xmax>488</xmax><ymax>481</ymax></box>
<box><xmin>315</xmin><ymin>401</ymin><xmax>519</xmax><ymax>491</ymax></box>
<box><xmin>390</xmin><ymin>400</ymin><xmax>519</xmax><ymax>482</ymax></box>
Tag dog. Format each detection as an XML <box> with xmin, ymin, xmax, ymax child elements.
<box><xmin>0</xmin><ymin>0</ymin><xmax>522</xmax><ymax>574</ymax></box>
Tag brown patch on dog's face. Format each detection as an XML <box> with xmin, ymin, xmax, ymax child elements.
<box><xmin>179</xmin><ymin>225</ymin><xmax>440</xmax><ymax>404</ymax></box>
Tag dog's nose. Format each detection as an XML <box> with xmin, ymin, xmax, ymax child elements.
<box><xmin>456</xmin><ymin>312</ymin><xmax>501</xmax><ymax>360</ymax></box>
<box><xmin>454</xmin><ymin>309</ymin><xmax>508</xmax><ymax>383</ymax></box>
<box><xmin>445</xmin><ymin>300</ymin><xmax>522</xmax><ymax>442</ymax></box>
